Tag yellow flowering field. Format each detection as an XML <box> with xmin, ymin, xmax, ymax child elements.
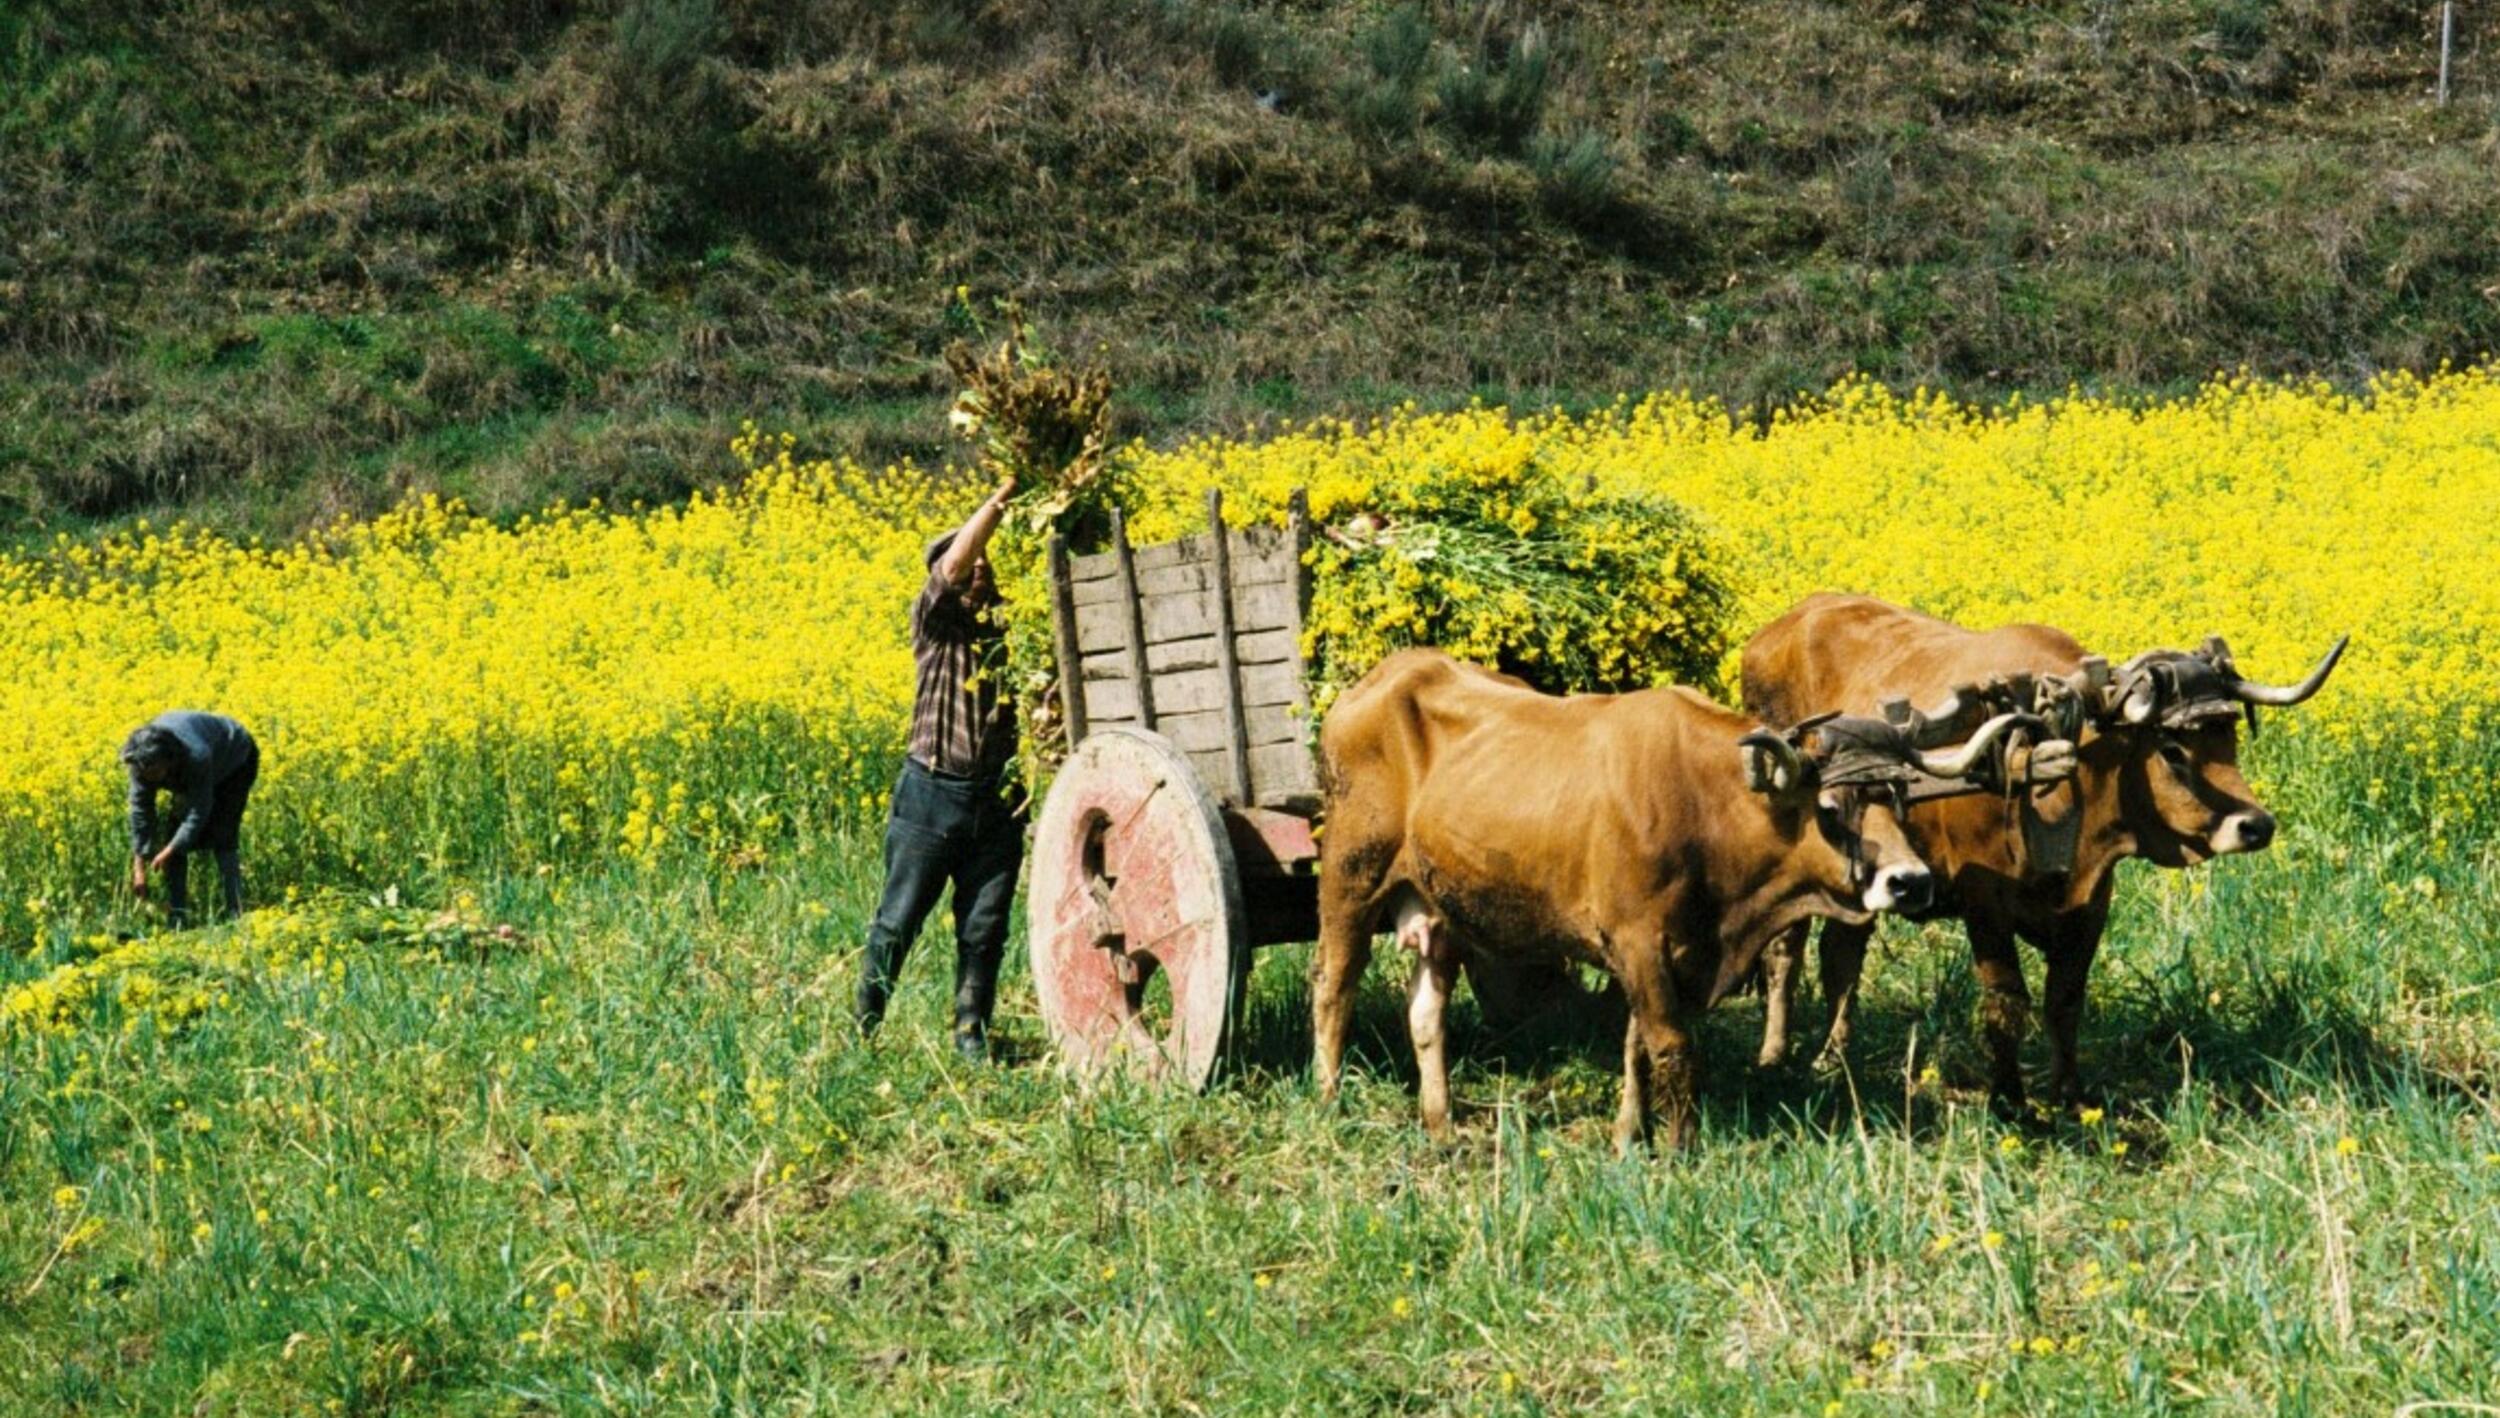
<box><xmin>1125</xmin><ymin>368</ymin><xmax>2499</xmax><ymax>840</ymax></box>
<box><xmin>0</xmin><ymin>433</ymin><xmax>952</xmax><ymax>943</ymax></box>
<box><xmin>4</xmin><ymin>373</ymin><xmax>2493</xmax><ymax>946</ymax></box>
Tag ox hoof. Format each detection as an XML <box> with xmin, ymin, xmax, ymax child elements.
<box><xmin>2046</xmin><ymin>1076</ymin><xmax>2097</xmax><ymax>1111</ymax></box>
<box><xmin>1613</xmin><ymin>1120</ymin><xmax>1697</xmax><ymax>1157</ymax></box>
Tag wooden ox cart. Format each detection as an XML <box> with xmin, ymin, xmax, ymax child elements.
<box><xmin>1023</xmin><ymin>490</ymin><xmax>2087</xmax><ymax>1092</ymax></box>
<box><xmin>1028</xmin><ymin>489</ymin><xmax>1322</xmax><ymax>1090</ymax></box>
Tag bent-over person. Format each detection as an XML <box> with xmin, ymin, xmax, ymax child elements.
<box><xmin>123</xmin><ymin>710</ymin><xmax>261</xmax><ymax>926</ymax></box>
<box><xmin>856</xmin><ymin>475</ymin><xmax>1025</xmax><ymax>1061</ymax></box>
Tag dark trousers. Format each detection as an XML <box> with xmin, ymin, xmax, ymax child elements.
<box><xmin>857</xmin><ymin>758</ymin><xmax>1025</xmax><ymax>1039</ymax></box>
<box><xmin>168</xmin><ymin>744</ymin><xmax>258</xmax><ymax>927</ymax></box>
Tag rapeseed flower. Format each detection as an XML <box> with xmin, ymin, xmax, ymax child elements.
<box><xmin>4</xmin><ymin>366</ymin><xmax>2493</xmax><ymax>955</ymax></box>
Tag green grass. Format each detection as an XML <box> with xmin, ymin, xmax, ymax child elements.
<box><xmin>5</xmin><ymin>790</ymin><xmax>2496</xmax><ymax>1413</ymax></box>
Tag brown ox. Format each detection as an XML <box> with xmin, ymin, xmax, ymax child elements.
<box><xmin>1311</xmin><ymin>648</ymin><xmax>2042</xmax><ymax>1150</ymax></box>
<box><xmin>1740</xmin><ymin>593</ymin><xmax>2345</xmax><ymax>1109</ymax></box>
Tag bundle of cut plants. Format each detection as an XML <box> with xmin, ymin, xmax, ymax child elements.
<box><xmin>940</xmin><ymin>304</ymin><xmax>1129</xmax><ymax>781</ymax></box>
<box><xmin>943</xmin><ymin>303</ymin><xmax>1122</xmax><ymax>547</ymax></box>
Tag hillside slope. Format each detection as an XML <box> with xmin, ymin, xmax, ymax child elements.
<box><xmin>4</xmin><ymin>0</ymin><xmax>2497</xmax><ymax>537</ymax></box>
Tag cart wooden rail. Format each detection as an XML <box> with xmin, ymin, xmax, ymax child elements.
<box><xmin>1028</xmin><ymin>488</ymin><xmax>1322</xmax><ymax>1089</ymax></box>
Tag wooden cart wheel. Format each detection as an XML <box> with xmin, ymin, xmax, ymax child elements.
<box><xmin>1029</xmin><ymin>727</ymin><xmax>1247</xmax><ymax>1091</ymax></box>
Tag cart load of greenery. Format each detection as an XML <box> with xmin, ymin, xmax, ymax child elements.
<box><xmin>945</xmin><ymin>312</ymin><xmax>1739</xmax><ymax>782</ymax></box>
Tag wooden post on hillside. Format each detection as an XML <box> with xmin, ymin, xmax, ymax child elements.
<box><xmin>2438</xmin><ymin>2</ymin><xmax>2455</xmax><ymax>106</ymax></box>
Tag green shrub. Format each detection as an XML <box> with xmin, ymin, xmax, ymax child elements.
<box><xmin>1528</xmin><ymin>130</ymin><xmax>1618</xmax><ymax>224</ymax></box>
<box><xmin>1435</xmin><ymin>23</ymin><xmax>1550</xmax><ymax>154</ymax></box>
<box><xmin>1359</xmin><ymin>5</ymin><xmax>1437</xmax><ymax>90</ymax></box>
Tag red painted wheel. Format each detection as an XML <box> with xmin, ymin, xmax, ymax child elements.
<box><xmin>1029</xmin><ymin>727</ymin><xmax>1247</xmax><ymax>1091</ymax></box>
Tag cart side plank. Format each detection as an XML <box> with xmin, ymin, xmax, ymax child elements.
<box><xmin>1067</xmin><ymin>545</ymin><xmax>1297</xmax><ymax>606</ymax></box>
<box><xmin>1242</xmin><ymin>743</ymin><xmax>1321</xmax><ymax>806</ymax></box>
<box><xmin>1203</xmin><ymin>487</ymin><xmax>1254</xmax><ymax>803</ymax></box>
<box><xmin>1085</xmin><ymin>704</ymin><xmax>1302</xmax><ymax>756</ymax></box>
<box><xmin>1046</xmin><ymin>534</ymin><xmax>1088</xmax><ymax>745</ymax></box>
<box><xmin>1166</xmin><ymin>743</ymin><xmax>1318</xmax><ymax>810</ymax></box>
<box><xmin>1083</xmin><ymin>660</ymin><xmax>1300</xmax><ymax>722</ymax></box>
<box><xmin>1079</xmin><ymin>630</ymin><xmax>1298</xmax><ymax>681</ymax></box>
<box><xmin>1074</xmin><ymin>579</ymin><xmax>1299</xmax><ymax>650</ymax></box>
<box><xmin>1067</xmin><ymin>527</ymin><xmax>1298</xmax><ymax>595</ymax></box>
<box><xmin>1109</xmin><ymin>509</ymin><xmax>1157</xmax><ymax>729</ymax></box>
<box><xmin>1160</xmin><ymin>750</ymin><xmax>1320</xmax><ymax>815</ymax></box>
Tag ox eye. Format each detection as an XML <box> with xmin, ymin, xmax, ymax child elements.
<box><xmin>2157</xmin><ymin>742</ymin><xmax>2191</xmax><ymax>771</ymax></box>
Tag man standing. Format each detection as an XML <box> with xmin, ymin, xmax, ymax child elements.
<box><xmin>123</xmin><ymin>710</ymin><xmax>261</xmax><ymax>926</ymax></box>
<box><xmin>856</xmin><ymin>475</ymin><xmax>1025</xmax><ymax>1061</ymax></box>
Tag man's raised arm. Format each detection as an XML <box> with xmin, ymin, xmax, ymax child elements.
<box><xmin>935</xmin><ymin>475</ymin><xmax>1017</xmax><ymax>589</ymax></box>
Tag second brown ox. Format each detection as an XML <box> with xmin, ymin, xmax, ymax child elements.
<box><xmin>1312</xmin><ymin>648</ymin><xmax>2047</xmax><ymax>1150</ymax></box>
<box><xmin>1741</xmin><ymin>593</ymin><xmax>2346</xmax><ymax>1109</ymax></box>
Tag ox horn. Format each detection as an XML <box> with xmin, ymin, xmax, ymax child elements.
<box><xmin>2116</xmin><ymin>668</ymin><xmax>2162</xmax><ymax>724</ymax></box>
<box><xmin>1738</xmin><ymin>730</ymin><xmax>1806</xmax><ymax>796</ymax></box>
<box><xmin>2227</xmin><ymin>634</ymin><xmax>2350</xmax><ymax>707</ymax></box>
<box><xmin>1913</xmin><ymin>711</ymin><xmax>2045</xmax><ymax>780</ymax></box>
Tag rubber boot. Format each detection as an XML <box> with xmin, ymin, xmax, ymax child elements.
<box><xmin>855</xmin><ymin>939</ymin><xmax>899</xmax><ymax>1040</ymax></box>
<box><xmin>164</xmin><ymin>854</ymin><xmax>192</xmax><ymax>929</ymax></box>
<box><xmin>214</xmin><ymin>850</ymin><xmax>244</xmax><ymax>922</ymax></box>
<box><xmin>952</xmin><ymin>951</ymin><xmax>999</xmax><ymax>1063</ymax></box>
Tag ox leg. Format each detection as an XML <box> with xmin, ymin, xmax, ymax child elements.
<box><xmin>1309</xmin><ymin>891</ymin><xmax>1376</xmax><ymax>1103</ymax></box>
<box><xmin>1968</xmin><ymin>918</ymin><xmax>2033</xmax><ymax>1115</ymax></box>
<box><xmin>1813</xmin><ymin>918</ymin><xmax>1876</xmax><ymax>1075</ymax></box>
<box><xmin>1615</xmin><ymin>1014</ymin><xmax>1649</xmax><ymax>1152</ymax></box>
<box><xmin>2041</xmin><ymin>893</ymin><xmax>2111</xmax><ymax>1106</ymax></box>
<box><xmin>1401</xmin><ymin>905</ymin><xmax>1460</xmax><ymax>1143</ymax></box>
<box><xmin>1614</xmin><ymin>958</ymin><xmax>1698</xmax><ymax>1155</ymax></box>
<box><xmin>1756</xmin><ymin>923</ymin><xmax>1807</xmax><ymax>1068</ymax></box>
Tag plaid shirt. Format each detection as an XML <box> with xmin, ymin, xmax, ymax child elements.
<box><xmin>907</xmin><ymin>567</ymin><xmax>1016</xmax><ymax>779</ymax></box>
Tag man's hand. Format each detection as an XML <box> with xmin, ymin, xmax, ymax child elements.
<box><xmin>130</xmin><ymin>856</ymin><xmax>148</xmax><ymax>898</ymax></box>
<box><xmin>149</xmin><ymin>846</ymin><xmax>177</xmax><ymax>875</ymax></box>
<box><xmin>993</xmin><ymin>473</ymin><xmax>1016</xmax><ymax>506</ymax></box>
